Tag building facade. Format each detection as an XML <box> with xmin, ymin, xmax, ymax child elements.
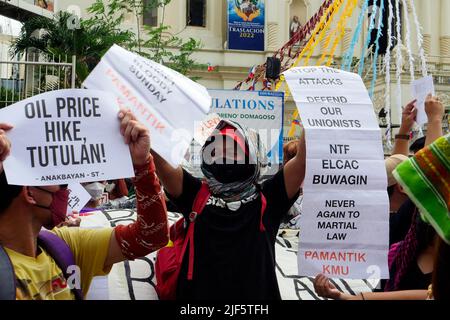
<box><xmin>2</xmin><ymin>0</ymin><xmax>450</xmax><ymax>141</ymax></box>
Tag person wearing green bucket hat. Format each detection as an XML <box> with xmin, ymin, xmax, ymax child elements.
<box><xmin>393</xmin><ymin>133</ymin><xmax>450</xmax><ymax>245</ymax></box>
<box><xmin>393</xmin><ymin>133</ymin><xmax>450</xmax><ymax>300</ymax></box>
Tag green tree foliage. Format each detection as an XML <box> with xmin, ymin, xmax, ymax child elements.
<box><xmin>10</xmin><ymin>11</ymin><xmax>133</xmax><ymax>86</ymax></box>
<box><xmin>10</xmin><ymin>0</ymin><xmax>204</xmax><ymax>86</ymax></box>
<box><xmin>0</xmin><ymin>87</ymin><xmax>20</xmax><ymax>109</ymax></box>
<box><xmin>87</xmin><ymin>0</ymin><xmax>205</xmax><ymax>76</ymax></box>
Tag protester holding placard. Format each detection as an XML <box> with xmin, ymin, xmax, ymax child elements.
<box><xmin>380</xmin><ymin>99</ymin><xmax>417</xmax><ymax>216</ymax></box>
<box><xmin>393</xmin><ymin>132</ymin><xmax>450</xmax><ymax>301</ymax></box>
<box><xmin>313</xmin><ymin>211</ymin><xmax>437</xmax><ymax>300</ymax></box>
<box><xmin>83</xmin><ymin>45</ymin><xmax>212</xmax><ymax>170</ymax></box>
<box><xmin>0</xmin><ymin>109</ymin><xmax>169</xmax><ymax>300</ymax></box>
<box><xmin>285</xmin><ymin>66</ymin><xmax>391</xmax><ymax>279</ymax></box>
<box><xmin>152</xmin><ymin>119</ymin><xmax>305</xmax><ymax>300</ymax></box>
<box><xmin>389</xmin><ymin>96</ymin><xmax>445</xmax><ymax>245</ymax></box>
<box><xmin>378</xmin><ymin>132</ymin><xmax>450</xmax><ymax>300</ymax></box>
<box><xmin>312</xmin><ymin>99</ymin><xmax>448</xmax><ymax>300</ymax></box>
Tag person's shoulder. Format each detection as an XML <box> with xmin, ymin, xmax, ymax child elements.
<box><xmin>181</xmin><ymin>168</ymin><xmax>202</xmax><ymax>192</ymax></box>
<box><xmin>261</xmin><ymin>168</ymin><xmax>285</xmax><ymax>196</ymax></box>
<box><xmin>51</xmin><ymin>227</ymin><xmax>113</xmax><ymax>244</ymax></box>
<box><xmin>396</xmin><ymin>199</ymin><xmax>417</xmax><ymax>218</ymax></box>
<box><xmin>262</xmin><ymin>167</ymin><xmax>284</xmax><ymax>184</ymax></box>
<box><xmin>51</xmin><ymin>226</ymin><xmax>75</xmax><ymax>239</ymax></box>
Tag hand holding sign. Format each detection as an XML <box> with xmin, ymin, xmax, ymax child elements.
<box><xmin>0</xmin><ymin>89</ymin><xmax>135</xmax><ymax>186</ymax></box>
<box><xmin>284</xmin><ymin>66</ymin><xmax>389</xmax><ymax>280</ymax></box>
<box><xmin>83</xmin><ymin>45</ymin><xmax>212</xmax><ymax>168</ymax></box>
<box><xmin>411</xmin><ymin>75</ymin><xmax>435</xmax><ymax>125</ymax></box>
<box><xmin>399</xmin><ymin>100</ymin><xmax>418</xmax><ymax>134</ymax></box>
<box><xmin>313</xmin><ymin>274</ymin><xmax>342</xmax><ymax>300</ymax></box>
<box><xmin>425</xmin><ymin>94</ymin><xmax>445</xmax><ymax>124</ymax></box>
<box><xmin>118</xmin><ymin>109</ymin><xmax>151</xmax><ymax>167</ymax></box>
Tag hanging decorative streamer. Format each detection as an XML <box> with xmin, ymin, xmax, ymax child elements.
<box><xmin>248</xmin><ymin>76</ymin><xmax>257</xmax><ymax>91</ymax></box>
<box><xmin>234</xmin><ymin>0</ymin><xmax>335</xmax><ymax>91</ymax></box>
<box><xmin>318</xmin><ymin>0</ymin><xmax>358</xmax><ymax>66</ymax></box>
<box><xmin>248</xmin><ymin>66</ymin><xmax>257</xmax><ymax>79</ymax></box>
<box><xmin>401</xmin><ymin>0</ymin><xmax>415</xmax><ymax>80</ymax></box>
<box><xmin>285</xmin><ymin>0</ymin><xmax>349</xmax><ymax>137</ymax></box>
<box><xmin>282</xmin><ymin>0</ymin><xmax>346</xmax><ymax>138</ymax></box>
<box><xmin>369</xmin><ymin>0</ymin><xmax>385</xmax><ymax>97</ymax></box>
<box><xmin>288</xmin><ymin>109</ymin><xmax>300</xmax><ymax>137</ymax></box>
<box><xmin>262</xmin><ymin>78</ymin><xmax>272</xmax><ymax>91</ymax></box>
<box><xmin>410</xmin><ymin>0</ymin><xmax>427</xmax><ymax>77</ymax></box>
<box><xmin>324</xmin><ymin>0</ymin><xmax>359</xmax><ymax>66</ymax></box>
<box><xmin>383</xmin><ymin>0</ymin><xmax>395</xmax><ymax>149</ymax></box>
<box><xmin>341</xmin><ymin>0</ymin><xmax>370</xmax><ymax>70</ymax></box>
<box><xmin>275</xmin><ymin>0</ymin><xmax>343</xmax><ymax>94</ymax></box>
<box><xmin>316</xmin><ymin>0</ymin><xmax>348</xmax><ymax>65</ymax></box>
<box><xmin>395</xmin><ymin>0</ymin><xmax>403</xmax><ymax>120</ymax></box>
<box><xmin>358</xmin><ymin>0</ymin><xmax>379</xmax><ymax>75</ymax></box>
<box><xmin>317</xmin><ymin>13</ymin><xmax>340</xmax><ymax>65</ymax></box>
<box><xmin>233</xmin><ymin>0</ymin><xmax>430</xmax><ymax>148</ymax></box>
<box><xmin>298</xmin><ymin>0</ymin><xmax>345</xmax><ymax>67</ymax></box>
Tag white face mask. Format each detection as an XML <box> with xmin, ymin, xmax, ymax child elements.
<box><xmin>84</xmin><ymin>182</ymin><xmax>105</xmax><ymax>200</ymax></box>
<box><xmin>105</xmin><ymin>182</ymin><xmax>116</xmax><ymax>193</ymax></box>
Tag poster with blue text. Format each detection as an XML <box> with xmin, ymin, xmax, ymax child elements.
<box><xmin>228</xmin><ymin>0</ymin><xmax>265</xmax><ymax>51</ymax></box>
<box><xmin>209</xmin><ymin>89</ymin><xmax>284</xmax><ymax>175</ymax></box>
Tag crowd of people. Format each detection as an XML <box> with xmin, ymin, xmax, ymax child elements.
<box><xmin>0</xmin><ymin>94</ymin><xmax>448</xmax><ymax>300</ymax></box>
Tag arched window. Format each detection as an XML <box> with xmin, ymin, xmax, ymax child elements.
<box><xmin>289</xmin><ymin>0</ymin><xmax>307</xmax><ymax>39</ymax></box>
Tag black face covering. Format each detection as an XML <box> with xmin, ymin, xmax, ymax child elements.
<box><xmin>202</xmin><ymin>161</ymin><xmax>256</xmax><ymax>184</ymax></box>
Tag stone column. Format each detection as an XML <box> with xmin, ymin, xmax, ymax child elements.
<box><xmin>267</xmin><ymin>23</ymin><xmax>280</xmax><ymax>51</ymax></box>
<box><xmin>419</xmin><ymin>0</ymin><xmax>432</xmax><ymax>55</ymax></box>
<box><xmin>266</xmin><ymin>0</ymin><xmax>280</xmax><ymax>51</ymax></box>
<box><xmin>440</xmin><ymin>0</ymin><xmax>450</xmax><ymax>60</ymax></box>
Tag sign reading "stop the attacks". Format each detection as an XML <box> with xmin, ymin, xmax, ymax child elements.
<box><xmin>284</xmin><ymin>66</ymin><xmax>389</xmax><ymax>280</ymax></box>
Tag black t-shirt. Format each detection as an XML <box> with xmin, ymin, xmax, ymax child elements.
<box><xmin>389</xmin><ymin>199</ymin><xmax>416</xmax><ymax>246</ymax></box>
<box><xmin>397</xmin><ymin>262</ymin><xmax>432</xmax><ymax>291</ymax></box>
<box><xmin>168</xmin><ymin>168</ymin><xmax>296</xmax><ymax>300</ymax></box>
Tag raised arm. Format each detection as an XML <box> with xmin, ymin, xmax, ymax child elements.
<box><xmin>150</xmin><ymin>150</ymin><xmax>184</xmax><ymax>198</ymax></box>
<box><xmin>283</xmin><ymin>130</ymin><xmax>306</xmax><ymax>200</ymax></box>
<box><xmin>392</xmin><ymin>100</ymin><xmax>417</xmax><ymax>156</ymax></box>
<box><xmin>104</xmin><ymin>110</ymin><xmax>169</xmax><ymax>269</ymax></box>
<box><xmin>424</xmin><ymin>94</ymin><xmax>444</xmax><ymax>147</ymax></box>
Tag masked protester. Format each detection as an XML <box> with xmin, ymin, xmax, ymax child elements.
<box><xmin>84</xmin><ymin>182</ymin><xmax>106</xmax><ymax>201</ymax></box>
<box><xmin>81</xmin><ymin>182</ymin><xmax>107</xmax><ymax>209</ymax></box>
<box><xmin>0</xmin><ymin>111</ymin><xmax>169</xmax><ymax>300</ymax></box>
<box><xmin>152</xmin><ymin>120</ymin><xmax>306</xmax><ymax>300</ymax></box>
